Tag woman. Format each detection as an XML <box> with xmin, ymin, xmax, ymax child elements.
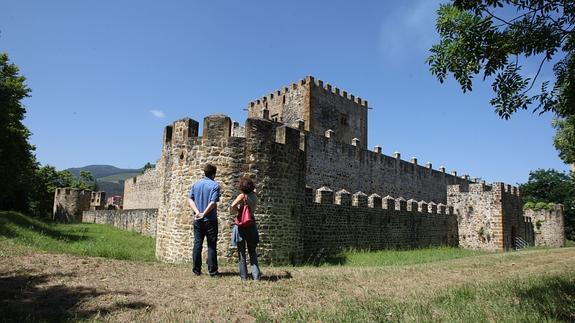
<box><xmin>230</xmin><ymin>177</ymin><xmax>261</xmax><ymax>280</ymax></box>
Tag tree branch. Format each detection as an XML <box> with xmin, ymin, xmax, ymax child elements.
<box><xmin>523</xmin><ymin>55</ymin><xmax>548</xmax><ymax>94</ymax></box>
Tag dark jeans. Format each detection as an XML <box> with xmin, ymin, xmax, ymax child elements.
<box><xmin>237</xmin><ymin>225</ymin><xmax>260</xmax><ymax>280</ymax></box>
<box><xmin>192</xmin><ymin>220</ymin><xmax>218</xmax><ymax>275</ymax></box>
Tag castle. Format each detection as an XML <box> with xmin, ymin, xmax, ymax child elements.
<box><xmin>54</xmin><ymin>76</ymin><xmax>565</xmax><ymax>264</ymax></box>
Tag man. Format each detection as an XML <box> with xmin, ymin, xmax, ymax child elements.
<box><xmin>188</xmin><ymin>163</ymin><xmax>220</xmax><ymax>276</ymax></box>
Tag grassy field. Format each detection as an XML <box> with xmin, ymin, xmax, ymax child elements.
<box><xmin>1</xmin><ymin>211</ymin><xmax>574</xmax><ymax>322</ymax></box>
<box><xmin>0</xmin><ymin>211</ymin><xmax>155</xmax><ymax>261</ymax></box>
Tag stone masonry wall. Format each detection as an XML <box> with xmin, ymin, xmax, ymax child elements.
<box><xmin>247</xmin><ymin>78</ymin><xmax>309</xmax><ymax>129</ymax></box>
<box><xmin>53</xmin><ymin>188</ymin><xmax>92</xmax><ymax>222</ymax></box>
<box><xmin>308</xmin><ymin>77</ymin><xmax>368</xmax><ymax>150</ymax></box>
<box><xmin>123</xmin><ymin>166</ymin><xmax>162</xmax><ymax>210</ymax></box>
<box><xmin>306</xmin><ymin>132</ymin><xmax>469</xmax><ymax>204</ymax></box>
<box><xmin>524</xmin><ymin>206</ymin><xmax>565</xmax><ymax>247</ymax></box>
<box><xmin>302</xmin><ymin>187</ymin><xmax>458</xmax><ymax>260</ymax></box>
<box><xmin>82</xmin><ymin>209</ymin><xmax>157</xmax><ymax>237</ymax></box>
<box><xmin>156</xmin><ymin>116</ymin><xmax>245</xmax><ymax>263</ymax></box>
<box><xmin>448</xmin><ymin>182</ymin><xmax>530</xmax><ymax>251</ymax></box>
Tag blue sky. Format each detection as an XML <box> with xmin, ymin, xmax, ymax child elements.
<box><xmin>1</xmin><ymin>0</ymin><xmax>569</xmax><ymax>184</ymax></box>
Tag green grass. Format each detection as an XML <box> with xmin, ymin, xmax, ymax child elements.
<box><xmin>0</xmin><ymin>211</ymin><xmax>155</xmax><ymax>261</ymax></box>
<box><xmin>567</xmin><ymin>239</ymin><xmax>575</xmax><ymax>247</ymax></box>
<box><xmin>317</xmin><ymin>247</ymin><xmax>486</xmax><ymax>267</ymax></box>
<box><xmin>256</xmin><ymin>272</ymin><xmax>575</xmax><ymax>322</ymax></box>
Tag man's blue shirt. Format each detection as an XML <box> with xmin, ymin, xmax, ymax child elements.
<box><xmin>188</xmin><ymin>177</ymin><xmax>220</xmax><ymax>222</ymax></box>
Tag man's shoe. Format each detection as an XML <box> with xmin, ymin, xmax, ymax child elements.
<box><xmin>192</xmin><ymin>270</ymin><xmax>201</xmax><ymax>276</ymax></box>
<box><xmin>208</xmin><ymin>272</ymin><xmax>220</xmax><ymax>278</ymax></box>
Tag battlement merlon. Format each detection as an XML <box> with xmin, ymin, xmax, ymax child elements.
<box><xmin>163</xmin><ymin>117</ymin><xmax>199</xmax><ymax>148</ymax></box>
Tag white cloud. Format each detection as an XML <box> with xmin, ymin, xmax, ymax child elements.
<box><xmin>150</xmin><ymin>110</ymin><xmax>166</xmax><ymax>118</ymax></box>
<box><xmin>379</xmin><ymin>0</ymin><xmax>444</xmax><ymax>63</ymax></box>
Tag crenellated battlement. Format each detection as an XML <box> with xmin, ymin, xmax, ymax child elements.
<box><xmin>307</xmin><ymin>186</ymin><xmax>456</xmax><ymax>215</ymax></box>
<box><xmin>307</xmin><ymin>128</ymin><xmax>471</xmax><ymax>203</ymax></box>
<box><xmin>247</xmin><ymin>75</ymin><xmax>368</xmax><ymax>110</ymax></box>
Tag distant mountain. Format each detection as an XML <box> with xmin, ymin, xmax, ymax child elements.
<box><xmin>66</xmin><ymin>165</ymin><xmax>142</xmax><ymax>179</ymax></box>
<box><xmin>65</xmin><ymin>165</ymin><xmax>144</xmax><ymax>197</ymax></box>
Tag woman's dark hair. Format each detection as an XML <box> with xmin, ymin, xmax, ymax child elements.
<box><xmin>239</xmin><ymin>177</ymin><xmax>255</xmax><ymax>194</ymax></box>
<box><xmin>204</xmin><ymin>164</ymin><xmax>217</xmax><ymax>178</ymax></box>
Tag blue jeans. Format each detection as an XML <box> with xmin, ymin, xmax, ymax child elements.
<box><xmin>237</xmin><ymin>225</ymin><xmax>260</xmax><ymax>280</ymax></box>
<box><xmin>192</xmin><ymin>220</ymin><xmax>218</xmax><ymax>276</ymax></box>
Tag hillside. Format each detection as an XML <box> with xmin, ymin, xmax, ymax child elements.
<box><xmin>65</xmin><ymin>165</ymin><xmax>144</xmax><ymax>197</ymax></box>
<box><xmin>66</xmin><ymin>165</ymin><xmax>142</xmax><ymax>179</ymax></box>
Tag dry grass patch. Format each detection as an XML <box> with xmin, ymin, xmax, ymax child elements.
<box><xmin>1</xmin><ymin>245</ymin><xmax>574</xmax><ymax>322</ymax></box>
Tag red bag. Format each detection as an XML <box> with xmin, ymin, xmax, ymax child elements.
<box><xmin>235</xmin><ymin>197</ymin><xmax>253</xmax><ymax>228</ymax></box>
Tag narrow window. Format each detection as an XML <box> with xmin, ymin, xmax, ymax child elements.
<box><xmin>340</xmin><ymin>113</ymin><xmax>348</xmax><ymax>126</ymax></box>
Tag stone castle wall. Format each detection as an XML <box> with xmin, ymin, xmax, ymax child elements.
<box><xmin>53</xmin><ymin>188</ymin><xmax>92</xmax><ymax>222</ymax></box>
<box><xmin>123</xmin><ymin>166</ymin><xmax>162</xmax><ymax>210</ymax></box>
<box><xmin>305</xmin><ymin>132</ymin><xmax>469</xmax><ymax>204</ymax></box>
<box><xmin>524</xmin><ymin>205</ymin><xmax>565</xmax><ymax>247</ymax></box>
<box><xmin>302</xmin><ymin>187</ymin><xmax>458</xmax><ymax>260</ymax></box>
<box><xmin>82</xmin><ymin>209</ymin><xmax>157</xmax><ymax>237</ymax></box>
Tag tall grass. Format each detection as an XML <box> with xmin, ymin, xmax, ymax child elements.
<box><xmin>0</xmin><ymin>211</ymin><xmax>155</xmax><ymax>261</ymax></box>
<box><xmin>313</xmin><ymin>247</ymin><xmax>486</xmax><ymax>267</ymax></box>
<box><xmin>255</xmin><ymin>272</ymin><xmax>575</xmax><ymax>322</ymax></box>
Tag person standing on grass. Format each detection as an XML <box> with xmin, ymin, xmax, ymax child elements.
<box><xmin>188</xmin><ymin>163</ymin><xmax>220</xmax><ymax>277</ymax></box>
<box><xmin>230</xmin><ymin>176</ymin><xmax>261</xmax><ymax>280</ymax></box>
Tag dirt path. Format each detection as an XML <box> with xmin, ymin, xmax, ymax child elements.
<box><xmin>1</xmin><ymin>246</ymin><xmax>574</xmax><ymax>322</ymax></box>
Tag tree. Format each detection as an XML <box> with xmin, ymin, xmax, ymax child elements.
<box><xmin>553</xmin><ymin>116</ymin><xmax>575</xmax><ymax>164</ymax></box>
<box><xmin>142</xmin><ymin>162</ymin><xmax>154</xmax><ymax>173</ymax></box>
<box><xmin>519</xmin><ymin>168</ymin><xmax>574</xmax><ymax>240</ymax></box>
<box><xmin>30</xmin><ymin>165</ymin><xmax>73</xmax><ymax>216</ymax></box>
<box><xmin>427</xmin><ymin>1</ymin><xmax>575</xmax><ymax>163</ymax></box>
<box><xmin>0</xmin><ymin>53</ymin><xmax>36</xmax><ymax>211</ymax></box>
<box><xmin>29</xmin><ymin>167</ymin><xmax>98</xmax><ymax>217</ymax></box>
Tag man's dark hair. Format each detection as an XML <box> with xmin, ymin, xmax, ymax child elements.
<box><xmin>239</xmin><ymin>177</ymin><xmax>255</xmax><ymax>194</ymax></box>
<box><xmin>204</xmin><ymin>164</ymin><xmax>217</xmax><ymax>178</ymax></box>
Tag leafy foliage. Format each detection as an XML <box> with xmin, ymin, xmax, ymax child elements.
<box><xmin>0</xmin><ymin>53</ymin><xmax>36</xmax><ymax>211</ymax></box>
<box><xmin>519</xmin><ymin>168</ymin><xmax>575</xmax><ymax>239</ymax></box>
<box><xmin>142</xmin><ymin>162</ymin><xmax>154</xmax><ymax>173</ymax></box>
<box><xmin>428</xmin><ymin>0</ymin><xmax>575</xmax><ymax>119</ymax></box>
<box><xmin>553</xmin><ymin>116</ymin><xmax>575</xmax><ymax>164</ymax></box>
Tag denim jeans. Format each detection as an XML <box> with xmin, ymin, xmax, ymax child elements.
<box><xmin>192</xmin><ymin>220</ymin><xmax>218</xmax><ymax>276</ymax></box>
<box><xmin>237</xmin><ymin>225</ymin><xmax>260</xmax><ymax>280</ymax></box>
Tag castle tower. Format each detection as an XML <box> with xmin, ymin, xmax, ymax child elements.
<box><xmin>53</xmin><ymin>188</ymin><xmax>92</xmax><ymax>222</ymax></box>
<box><xmin>90</xmin><ymin>191</ymin><xmax>106</xmax><ymax>210</ymax></box>
<box><xmin>448</xmin><ymin>182</ymin><xmax>531</xmax><ymax>251</ymax></box>
<box><xmin>247</xmin><ymin>76</ymin><xmax>368</xmax><ymax>149</ymax></box>
<box><xmin>243</xmin><ymin>118</ymin><xmax>306</xmax><ymax>264</ymax></box>
<box><xmin>524</xmin><ymin>204</ymin><xmax>565</xmax><ymax>247</ymax></box>
<box><xmin>155</xmin><ymin>114</ymin><xmax>306</xmax><ymax>264</ymax></box>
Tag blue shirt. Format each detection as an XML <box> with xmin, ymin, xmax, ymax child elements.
<box><xmin>188</xmin><ymin>177</ymin><xmax>221</xmax><ymax>222</ymax></box>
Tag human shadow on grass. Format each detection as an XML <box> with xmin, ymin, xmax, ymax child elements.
<box><xmin>0</xmin><ymin>211</ymin><xmax>89</xmax><ymax>242</ymax></box>
<box><xmin>516</xmin><ymin>275</ymin><xmax>575</xmax><ymax>322</ymax></box>
<box><xmin>0</xmin><ymin>270</ymin><xmax>152</xmax><ymax>322</ymax></box>
<box><xmin>214</xmin><ymin>270</ymin><xmax>293</xmax><ymax>282</ymax></box>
